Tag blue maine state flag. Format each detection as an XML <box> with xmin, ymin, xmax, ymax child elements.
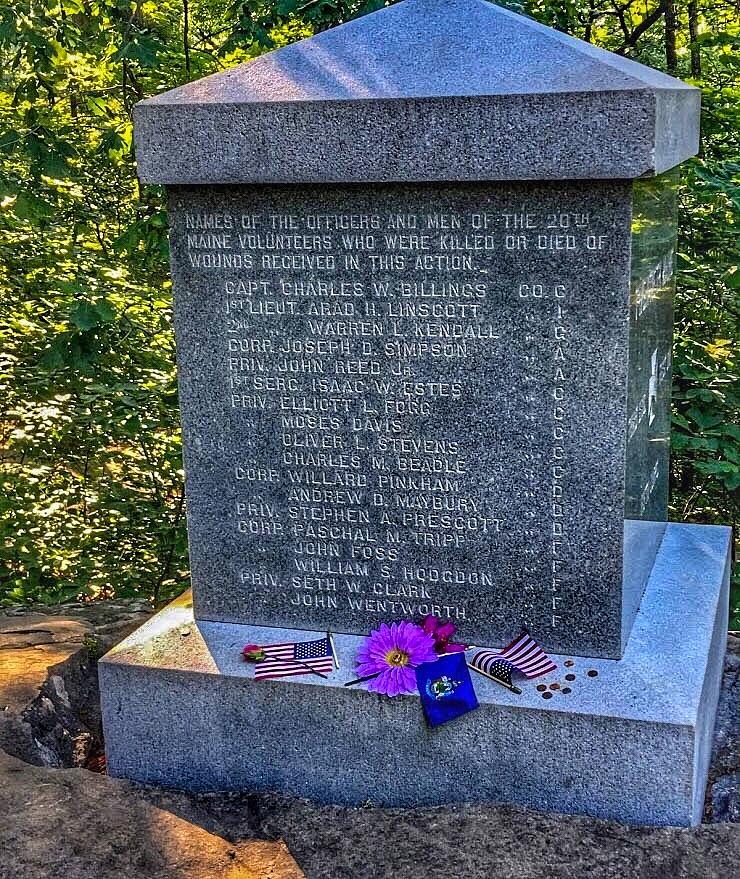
<box><xmin>415</xmin><ymin>652</ymin><xmax>479</xmax><ymax>727</ymax></box>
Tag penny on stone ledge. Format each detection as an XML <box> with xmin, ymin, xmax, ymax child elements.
<box><xmin>549</xmin><ymin>682</ymin><xmax>560</xmax><ymax>690</ymax></box>
<box><xmin>587</xmin><ymin>669</ymin><xmax>599</xmax><ymax>678</ymax></box>
<box><xmin>542</xmin><ymin>691</ymin><xmax>553</xmax><ymax>700</ymax></box>
<box><xmin>564</xmin><ymin>659</ymin><xmax>575</xmax><ymax>667</ymax></box>
<box><xmin>536</xmin><ymin>684</ymin><xmax>547</xmax><ymax>692</ymax></box>
<box><xmin>561</xmin><ymin>687</ymin><xmax>572</xmax><ymax>694</ymax></box>
<box><xmin>565</xmin><ymin>673</ymin><xmax>576</xmax><ymax>681</ymax></box>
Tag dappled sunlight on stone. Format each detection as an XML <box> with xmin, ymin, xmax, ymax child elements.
<box><xmin>102</xmin><ymin>592</ymin><xmax>220</xmax><ymax>675</ymax></box>
<box><xmin>146</xmin><ymin>814</ymin><xmax>303</xmax><ymax>879</ymax></box>
<box><xmin>0</xmin><ymin>749</ymin><xmax>304</xmax><ymax>879</ymax></box>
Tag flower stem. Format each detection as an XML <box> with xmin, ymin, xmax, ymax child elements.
<box><xmin>343</xmin><ymin>671</ymin><xmax>382</xmax><ymax>688</ymax></box>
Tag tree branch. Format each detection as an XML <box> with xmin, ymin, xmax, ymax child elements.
<box><xmin>615</xmin><ymin>1</ymin><xmax>668</xmax><ymax>54</ymax></box>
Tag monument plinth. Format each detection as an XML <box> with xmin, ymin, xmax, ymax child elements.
<box><xmin>100</xmin><ymin>0</ymin><xmax>730</xmax><ymax>826</ymax></box>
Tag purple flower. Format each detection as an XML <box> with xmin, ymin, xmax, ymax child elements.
<box><xmin>356</xmin><ymin>621</ymin><xmax>437</xmax><ymax>697</ymax></box>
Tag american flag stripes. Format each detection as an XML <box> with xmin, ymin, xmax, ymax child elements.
<box><xmin>470</xmin><ymin>632</ymin><xmax>557</xmax><ymax>681</ymax></box>
<box><xmin>254</xmin><ymin>636</ymin><xmax>334</xmax><ymax>681</ymax></box>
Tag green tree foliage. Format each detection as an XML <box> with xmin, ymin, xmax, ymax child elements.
<box><xmin>0</xmin><ymin>0</ymin><xmax>737</xmax><ymax>618</ymax></box>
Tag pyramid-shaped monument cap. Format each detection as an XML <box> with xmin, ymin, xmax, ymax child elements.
<box><xmin>135</xmin><ymin>0</ymin><xmax>700</xmax><ymax>184</ymax></box>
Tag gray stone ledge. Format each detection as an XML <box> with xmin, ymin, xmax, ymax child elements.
<box><xmin>101</xmin><ymin>522</ymin><xmax>731</xmax><ymax>826</ymax></box>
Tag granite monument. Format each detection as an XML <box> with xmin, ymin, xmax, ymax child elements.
<box><xmin>100</xmin><ymin>0</ymin><xmax>731</xmax><ymax>826</ymax></box>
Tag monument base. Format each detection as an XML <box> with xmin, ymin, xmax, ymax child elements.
<box><xmin>100</xmin><ymin>523</ymin><xmax>731</xmax><ymax>827</ymax></box>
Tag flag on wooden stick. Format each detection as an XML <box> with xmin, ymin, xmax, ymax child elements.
<box><xmin>470</xmin><ymin>632</ymin><xmax>557</xmax><ymax>681</ymax></box>
<box><xmin>254</xmin><ymin>636</ymin><xmax>334</xmax><ymax>680</ymax></box>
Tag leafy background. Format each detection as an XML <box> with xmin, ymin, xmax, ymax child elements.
<box><xmin>0</xmin><ymin>0</ymin><xmax>737</xmax><ymax>624</ymax></box>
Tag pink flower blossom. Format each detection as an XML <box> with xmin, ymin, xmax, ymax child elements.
<box><xmin>242</xmin><ymin>644</ymin><xmax>265</xmax><ymax>662</ymax></box>
<box><xmin>421</xmin><ymin>615</ymin><xmax>467</xmax><ymax>654</ymax></box>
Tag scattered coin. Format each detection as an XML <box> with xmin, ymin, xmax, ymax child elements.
<box><xmin>536</xmin><ymin>684</ymin><xmax>547</xmax><ymax>692</ymax></box>
<box><xmin>587</xmin><ymin>669</ymin><xmax>598</xmax><ymax>678</ymax></box>
<box><xmin>561</xmin><ymin>687</ymin><xmax>572</xmax><ymax>694</ymax></box>
<box><xmin>549</xmin><ymin>682</ymin><xmax>560</xmax><ymax>690</ymax></box>
<box><xmin>542</xmin><ymin>691</ymin><xmax>553</xmax><ymax>700</ymax></box>
<box><xmin>565</xmin><ymin>673</ymin><xmax>576</xmax><ymax>681</ymax></box>
<box><xmin>564</xmin><ymin>659</ymin><xmax>575</xmax><ymax>667</ymax></box>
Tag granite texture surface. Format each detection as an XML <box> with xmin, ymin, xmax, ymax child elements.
<box><xmin>167</xmin><ymin>178</ymin><xmax>677</xmax><ymax>657</ymax></box>
<box><xmin>100</xmin><ymin>522</ymin><xmax>731</xmax><ymax>827</ymax></box>
<box><xmin>133</xmin><ymin>0</ymin><xmax>700</xmax><ymax>184</ymax></box>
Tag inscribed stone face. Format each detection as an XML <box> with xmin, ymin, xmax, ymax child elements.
<box><xmin>168</xmin><ymin>180</ymin><xmax>671</xmax><ymax>656</ymax></box>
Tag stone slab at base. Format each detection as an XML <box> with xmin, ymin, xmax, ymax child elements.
<box><xmin>100</xmin><ymin>523</ymin><xmax>731</xmax><ymax>827</ymax></box>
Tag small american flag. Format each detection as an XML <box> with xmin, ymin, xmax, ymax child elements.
<box><xmin>471</xmin><ymin>632</ymin><xmax>557</xmax><ymax>680</ymax></box>
<box><xmin>482</xmin><ymin>657</ymin><xmax>516</xmax><ymax>688</ymax></box>
<box><xmin>254</xmin><ymin>636</ymin><xmax>334</xmax><ymax>681</ymax></box>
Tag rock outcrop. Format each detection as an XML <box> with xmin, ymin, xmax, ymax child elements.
<box><xmin>0</xmin><ymin>602</ymin><xmax>737</xmax><ymax>879</ymax></box>
<box><xmin>0</xmin><ymin>749</ymin><xmax>303</xmax><ymax>879</ymax></box>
